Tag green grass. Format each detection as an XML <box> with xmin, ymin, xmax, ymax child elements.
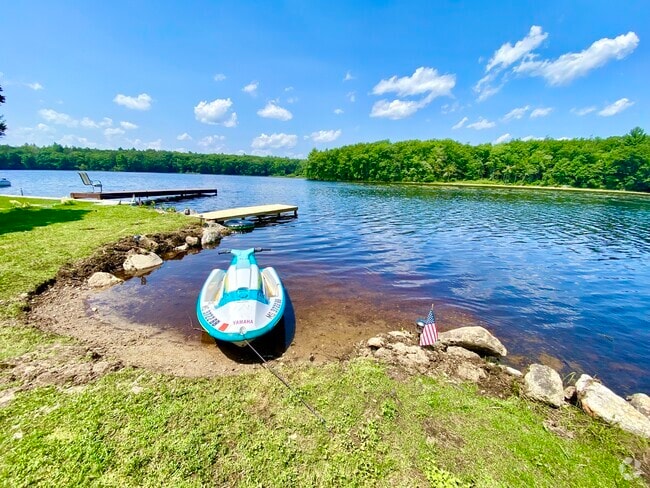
<box><xmin>0</xmin><ymin>196</ymin><xmax>190</xmax><ymax>314</ymax></box>
<box><xmin>0</xmin><ymin>195</ymin><xmax>648</xmax><ymax>487</ymax></box>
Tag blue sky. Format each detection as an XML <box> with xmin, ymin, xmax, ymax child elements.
<box><xmin>1</xmin><ymin>1</ymin><xmax>647</xmax><ymax>158</ymax></box>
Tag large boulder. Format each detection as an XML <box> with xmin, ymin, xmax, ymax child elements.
<box><xmin>576</xmin><ymin>375</ymin><xmax>650</xmax><ymax>438</ymax></box>
<box><xmin>87</xmin><ymin>272</ymin><xmax>122</xmax><ymax>288</ymax></box>
<box><xmin>523</xmin><ymin>364</ymin><xmax>565</xmax><ymax>407</ymax></box>
<box><xmin>627</xmin><ymin>393</ymin><xmax>650</xmax><ymax>419</ymax></box>
<box><xmin>438</xmin><ymin>326</ymin><xmax>507</xmax><ymax>357</ymax></box>
<box><xmin>201</xmin><ymin>229</ymin><xmax>222</xmax><ymax>247</ymax></box>
<box><xmin>123</xmin><ymin>252</ymin><xmax>163</xmax><ymax>272</ymax></box>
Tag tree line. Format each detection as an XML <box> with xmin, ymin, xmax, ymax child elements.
<box><xmin>304</xmin><ymin>128</ymin><xmax>650</xmax><ymax>192</ymax></box>
<box><xmin>0</xmin><ymin>144</ymin><xmax>303</xmax><ymax>177</ymax></box>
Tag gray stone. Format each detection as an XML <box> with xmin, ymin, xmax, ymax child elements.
<box><xmin>501</xmin><ymin>366</ymin><xmax>523</xmax><ymax>377</ymax></box>
<box><xmin>174</xmin><ymin>244</ymin><xmax>189</xmax><ymax>252</ymax></box>
<box><xmin>87</xmin><ymin>272</ymin><xmax>122</xmax><ymax>288</ymax></box>
<box><xmin>627</xmin><ymin>393</ymin><xmax>650</xmax><ymax>419</ymax></box>
<box><xmin>446</xmin><ymin>346</ymin><xmax>481</xmax><ymax>360</ymax></box>
<box><xmin>201</xmin><ymin>229</ymin><xmax>222</xmax><ymax>247</ymax></box>
<box><xmin>367</xmin><ymin>336</ymin><xmax>384</xmax><ymax>349</ymax></box>
<box><xmin>576</xmin><ymin>375</ymin><xmax>650</xmax><ymax>438</ymax></box>
<box><xmin>123</xmin><ymin>252</ymin><xmax>163</xmax><ymax>272</ymax></box>
<box><xmin>523</xmin><ymin>364</ymin><xmax>565</xmax><ymax>407</ymax></box>
<box><xmin>185</xmin><ymin>235</ymin><xmax>199</xmax><ymax>246</ymax></box>
<box><xmin>564</xmin><ymin>386</ymin><xmax>577</xmax><ymax>403</ymax></box>
<box><xmin>455</xmin><ymin>363</ymin><xmax>487</xmax><ymax>382</ymax></box>
<box><xmin>137</xmin><ymin>236</ymin><xmax>159</xmax><ymax>251</ymax></box>
<box><xmin>0</xmin><ymin>387</ymin><xmax>19</xmax><ymax>408</ymax></box>
<box><xmin>388</xmin><ymin>330</ymin><xmax>413</xmax><ymax>339</ymax></box>
<box><xmin>438</xmin><ymin>326</ymin><xmax>507</xmax><ymax>357</ymax></box>
<box><xmin>373</xmin><ymin>347</ymin><xmax>392</xmax><ymax>361</ymax></box>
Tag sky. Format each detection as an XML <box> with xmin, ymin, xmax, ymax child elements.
<box><xmin>1</xmin><ymin>0</ymin><xmax>648</xmax><ymax>158</ymax></box>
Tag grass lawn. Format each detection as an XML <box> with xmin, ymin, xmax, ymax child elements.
<box><xmin>0</xmin><ymin>196</ymin><xmax>647</xmax><ymax>487</ymax></box>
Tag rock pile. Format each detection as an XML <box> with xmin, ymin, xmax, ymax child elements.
<box><xmin>360</xmin><ymin>325</ymin><xmax>650</xmax><ymax>439</ymax></box>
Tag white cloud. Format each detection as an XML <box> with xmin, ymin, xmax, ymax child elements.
<box><xmin>307</xmin><ymin>129</ymin><xmax>341</xmax><ymax>143</ymax></box>
<box><xmin>467</xmin><ymin>118</ymin><xmax>496</xmax><ymax>130</ymax></box>
<box><xmin>59</xmin><ymin>135</ymin><xmax>97</xmax><ymax>148</ymax></box>
<box><xmin>39</xmin><ymin>109</ymin><xmax>78</xmax><ymax>127</ymax></box>
<box><xmin>344</xmin><ymin>71</ymin><xmax>355</xmax><ymax>81</ymax></box>
<box><xmin>177</xmin><ymin>132</ymin><xmax>192</xmax><ymax>141</ymax></box>
<box><xmin>104</xmin><ymin>127</ymin><xmax>125</xmax><ymax>137</ymax></box>
<box><xmin>213</xmin><ymin>73</ymin><xmax>226</xmax><ymax>81</ymax></box>
<box><xmin>347</xmin><ymin>91</ymin><xmax>356</xmax><ymax>103</ymax></box>
<box><xmin>494</xmin><ymin>133</ymin><xmax>512</xmax><ymax>144</ymax></box>
<box><xmin>521</xmin><ymin>135</ymin><xmax>543</xmax><ymax>141</ymax></box>
<box><xmin>452</xmin><ymin>116</ymin><xmax>468</xmax><ymax>130</ymax></box>
<box><xmin>515</xmin><ymin>32</ymin><xmax>639</xmax><ymax>85</ymax></box>
<box><xmin>502</xmin><ymin>105</ymin><xmax>530</xmax><ymax>121</ymax></box>
<box><xmin>571</xmin><ymin>106</ymin><xmax>597</xmax><ymax>116</ymax></box>
<box><xmin>334</xmin><ymin>108</ymin><xmax>344</xmax><ymax>115</ymax></box>
<box><xmin>474</xmin><ymin>26</ymin><xmax>547</xmax><ymax>101</ymax></box>
<box><xmin>113</xmin><ymin>93</ymin><xmax>153</xmax><ymax>110</ymax></box>
<box><xmin>120</xmin><ymin>121</ymin><xmax>138</xmax><ymax>130</ymax></box>
<box><xmin>530</xmin><ymin>107</ymin><xmax>553</xmax><ymax>118</ymax></box>
<box><xmin>128</xmin><ymin>138</ymin><xmax>162</xmax><ymax>150</ymax></box>
<box><xmin>198</xmin><ymin>135</ymin><xmax>226</xmax><ymax>152</ymax></box>
<box><xmin>251</xmin><ymin>132</ymin><xmax>297</xmax><ymax>149</ymax></box>
<box><xmin>257</xmin><ymin>101</ymin><xmax>293</xmax><ymax>121</ymax></box>
<box><xmin>372</xmin><ymin>67</ymin><xmax>455</xmax><ymax>98</ymax></box>
<box><xmin>242</xmin><ymin>81</ymin><xmax>259</xmax><ymax>95</ymax></box>
<box><xmin>27</xmin><ymin>82</ymin><xmax>44</xmax><ymax>90</ymax></box>
<box><xmin>598</xmin><ymin>98</ymin><xmax>634</xmax><ymax>117</ymax></box>
<box><xmin>194</xmin><ymin>98</ymin><xmax>238</xmax><ymax>126</ymax></box>
<box><xmin>370</xmin><ymin>67</ymin><xmax>455</xmax><ymax>120</ymax></box>
<box><xmin>486</xmin><ymin>26</ymin><xmax>548</xmax><ymax>72</ymax></box>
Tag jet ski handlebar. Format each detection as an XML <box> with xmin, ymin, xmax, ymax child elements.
<box><xmin>218</xmin><ymin>247</ymin><xmax>271</xmax><ymax>254</ymax></box>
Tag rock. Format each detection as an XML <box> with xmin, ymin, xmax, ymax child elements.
<box><xmin>373</xmin><ymin>347</ymin><xmax>392</xmax><ymax>361</ymax></box>
<box><xmin>87</xmin><ymin>272</ymin><xmax>122</xmax><ymax>288</ymax></box>
<box><xmin>501</xmin><ymin>366</ymin><xmax>523</xmax><ymax>377</ymax></box>
<box><xmin>174</xmin><ymin>244</ymin><xmax>189</xmax><ymax>252</ymax></box>
<box><xmin>438</xmin><ymin>326</ymin><xmax>507</xmax><ymax>357</ymax></box>
<box><xmin>0</xmin><ymin>387</ymin><xmax>19</xmax><ymax>408</ymax></box>
<box><xmin>523</xmin><ymin>364</ymin><xmax>565</xmax><ymax>407</ymax></box>
<box><xmin>185</xmin><ymin>235</ymin><xmax>199</xmax><ymax>246</ymax></box>
<box><xmin>564</xmin><ymin>386</ymin><xmax>577</xmax><ymax>403</ymax></box>
<box><xmin>391</xmin><ymin>342</ymin><xmax>429</xmax><ymax>368</ymax></box>
<box><xmin>388</xmin><ymin>330</ymin><xmax>413</xmax><ymax>339</ymax></box>
<box><xmin>367</xmin><ymin>337</ymin><xmax>384</xmax><ymax>349</ymax></box>
<box><xmin>455</xmin><ymin>363</ymin><xmax>487</xmax><ymax>382</ymax></box>
<box><xmin>137</xmin><ymin>236</ymin><xmax>159</xmax><ymax>251</ymax></box>
<box><xmin>123</xmin><ymin>252</ymin><xmax>163</xmax><ymax>272</ymax></box>
<box><xmin>576</xmin><ymin>375</ymin><xmax>650</xmax><ymax>438</ymax></box>
<box><xmin>201</xmin><ymin>229</ymin><xmax>222</xmax><ymax>247</ymax></box>
<box><xmin>627</xmin><ymin>393</ymin><xmax>650</xmax><ymax>419</ymax></box>
<box><xmin>446</xmin><ymin>346</ymin><xmax>481</xmax><ymax>361</ymax></box>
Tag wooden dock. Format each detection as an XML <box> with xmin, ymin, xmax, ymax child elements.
<box><xmin>195</xmin><ymin>204</ymin><xmax>298</xmax><ymax>222</ymax></box>
<box><xmin>70</xmin><ymin>188</ymin><xmax>218</xmax><ymax>200</ymax></box>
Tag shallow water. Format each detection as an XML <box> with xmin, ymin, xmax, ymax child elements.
<box><xmin>4</xmin><ymin>170</ymin><xmax>649</xmax><ymax>394</ymax></box>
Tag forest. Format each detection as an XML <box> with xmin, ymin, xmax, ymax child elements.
<box><xmin>304</xmin><ymin>128</ymin><xmax>650</xmax><ymax>192</ymax></box>
<box><xmin>1</xmin><ymin>128</ymin><xmax>649</xmax><ymax>192</ymax></box>
<box><xmin>0</xmin><ymin>144</ymin><xmax>303</xmax><ymax>177</ymax></box>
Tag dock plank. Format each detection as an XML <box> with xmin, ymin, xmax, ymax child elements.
<box><xmin>196</xmin><ymin>204</ymin><xmax>298</xmax><ymax>222</ymax></box>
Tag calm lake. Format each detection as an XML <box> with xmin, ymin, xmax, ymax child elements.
<box><xmin>3</xmin><ymin>169</ymin><xmax>650</xmax><ymax>395</ymax></box>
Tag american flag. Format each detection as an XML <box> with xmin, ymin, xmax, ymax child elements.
<box><xmin>419</xmin><ymin>305</ymin><xmax>438</xmax><ymax>346</ymax></box>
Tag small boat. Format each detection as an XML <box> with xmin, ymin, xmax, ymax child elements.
<box><xmin>0</xmin><ymin>178</ymin><xmax>11</xmax><ymax>188</ymax></box>
<box><xmin>196</xmin><ymin>248</ymin><xmax>285</xmax><ymax>344</ymax></box>
<box><xmin>223</xmin><ymin>218</ymin><xmax>255</xmax><ymax>231</ymax></box>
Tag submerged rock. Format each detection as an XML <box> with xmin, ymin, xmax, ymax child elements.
<box><xmin>576</xmin><ymin>375</ymin><xmax>650</xmax><ymax>438</ymax></box>
<box><xmin>523</xmin><ymin>364</ymin><xmax>564</xmax><ymax>407</ymax></box>
<box><xmin>438</xmin><ymin>326</ymin><xmax>507</xmax><ymax>357</ymax></box>
<box><xmin>87</xmin><ymin>272</ymin><xmax>122</xmax><ymax>288</ymax></box>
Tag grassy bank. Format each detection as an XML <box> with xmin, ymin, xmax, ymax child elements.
<box><xmin>0</xmin><ymin>196</ymin><xmax>647</xmax><ymax>487</ymax></box>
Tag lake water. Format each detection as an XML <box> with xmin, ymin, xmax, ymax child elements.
<box><xmin>3</xmin><ymin>169</ymin><xmax>649</xmax><ymax>394</ymax></box>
